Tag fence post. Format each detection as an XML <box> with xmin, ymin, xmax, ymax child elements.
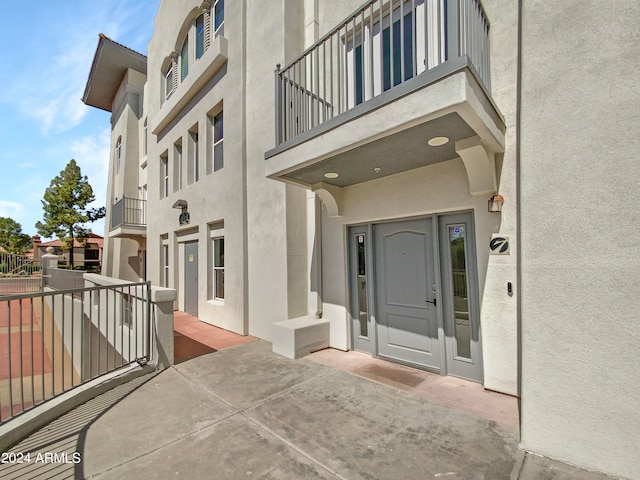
<box><xmin>41</xmin><ymin>247</ymin><xmax>58</xmax><ymax>290</ymax></box>
<box><xmin>150</xmin><ymin>286</ymin><xmax>177</xmax><ymax>369</ymax></box>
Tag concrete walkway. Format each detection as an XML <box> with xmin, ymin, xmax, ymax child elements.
<box><xmin>0</xmin><ymin>341</ymin><xmax>616</xmax><ymax>479</ymax></box>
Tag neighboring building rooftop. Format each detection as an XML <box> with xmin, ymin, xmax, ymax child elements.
<box><xmin>37</xmin><ymin>233</ymin><xmax>104</xmax><ymax>249</ymax></box>
<box><xmin>82</xmin><ymin>34</ymin><xmax>147</xmax><ymax>112</ymax></box>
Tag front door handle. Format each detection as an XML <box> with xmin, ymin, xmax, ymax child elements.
<box><xmin>425</xmin><ymin>298</ymin><xmax>437</xmax><ymax>307</ymax></box>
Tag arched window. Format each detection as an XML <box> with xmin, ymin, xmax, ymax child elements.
<box><xmin>214</xmin><ymin>0</ymin><xmax>224</xmax><ymax>37</ymax></box>
<box><xmin>195</xmin><ymin>15</ymin><xmax>205</xmax><ymax>60</ymax></box>
<box><xmin>180</xmin><ymin>36</ymin><xmax>189</xmax><ymax>81</ymax></box>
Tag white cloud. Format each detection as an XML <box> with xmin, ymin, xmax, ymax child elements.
<box><xmin>69</xmin><ymin>129</ymin><xmax>111</xmax><ymax>236</ymax></box>
<box><xmin>0</xmin><ymin>200</ymin><xmax>24</xmax><ymax>219</ymax></box>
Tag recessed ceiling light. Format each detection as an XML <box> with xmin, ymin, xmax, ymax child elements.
<box><xmin>324</xmin><ymin>172</ymin><xmax>339</xmax><ymax>179</ymax></box>
<box><xmin>428</xmin><ymin>136</ymin><xmax>449</xmax><ymax>147</ymax></box>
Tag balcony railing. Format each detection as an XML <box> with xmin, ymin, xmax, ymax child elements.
<box><xmin>111</xmin><ymin>196</ymin><xmax>147</xmax><ymax>230</ymax></box>
<box><xmin>0</xmin><ymin>281</ymin><xmax>151</xmax><ymax>423</ymax></box>
<box><xmin>274</xmin><ymin>0</ymin><xmax>490</xmax><ymax>145</ymax></box>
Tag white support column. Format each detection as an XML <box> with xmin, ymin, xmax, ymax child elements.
<box><xmin>307</xmin><ymin>191</ymin><xmax>322</xmax><ymax>317</ymax></box>
<box><xmin>304</xmin><ymin>0</ymin><xmax>319</xmax><ymax>48</ymax></box>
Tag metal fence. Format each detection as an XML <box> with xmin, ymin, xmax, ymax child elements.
<box><xmin>45</xmin><ymin>267</ymin><xmax>86</xmax><ymax>292</ymax></box>
<box><xmin>0</xmin><ymin>251</ymin><xmax>41</xmax><ymax>276</ymax></box>
<box><xmin>0</xmin><ymin>281</ymin><xmax>151</xmax><ymax>423</ymax></box>
<box><xmin>0</xmin><ymin>252</ymin><xmax>43</xmax><ymax>295</ymax></box>
<box><xmin>275</xmin><ymin>0</ymin><xmax>490</xmax><ymax>144</ymax></box>
<box><xmin>111</xmin><ymin>196</ymin><xmax>147</xmax><ymax>230</ymax></box>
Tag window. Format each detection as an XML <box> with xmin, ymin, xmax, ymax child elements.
<box><xmin>213</xmin><ymin>111</ymin><xmax>223</xmax><ymax>171</ymax></box>
<box><xmin>161</xmin><ymin>154</ymin><xmax>169</xmax><ymax>198</ymax></box>
<box><xmin>164</xmin><ymin>66</ymin><xmax>174</xmax><ymax>99</ymax></box>
<box><xmin>115</xmin><ymin>136</ymin><xmax>122</xmax><ymax>173</ymax></box>
<box><xmin>180</xmin><ymin>36</ymin><xmax>189</xmax><ymax>81</ymax></box>
<box><xmin>382</xmin><ymin>10</ymin><xmax>414</xmax><ymax>91</ymax></box>
<box><xmin>213</xmin><ymin>237</ymin><xmax>224</xmax><ymax>300</ymax></box>
<box><xmin>214</xmin><ymin>0</ymin><xmax>224</xmax><ymax>37</ymax></box>
<box><xmin>195</xmin><ymin>15</ymin><xmax>205</xmax><ymax>59</ymax></box>
<box><xmin>174</xmin><ymin>143</ymin><xmax>183</xmax><ymax>191</ymax></box>
<box><xmin>161</xmin><ymin>239</ymin><xmax>170</xmax><ymax>287</ymax></box>
<box><xmin>142</xmin><ymin>119</ymin><xmax>148</xmax><ymax>157</ymax></box>
<box><xmin>121</xmin><ymin>293</ymin><xmax>133</xmax><ymax>328</ymax></box>
<box><xmin>208</xmin><ymin>223</ymin><xmax>224</xmax><ymax>300</ymax></box>
<box><xmin>188</xmin><ymin>128</ymin><xmax>199</xmax><ymax>184</ymax></box>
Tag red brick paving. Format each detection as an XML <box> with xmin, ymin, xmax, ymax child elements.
<box><xmin>174</xmin><ymin>311</ymin><xmax>257</xmax><ymax>363</ymax></box>
<box><xmin>0</xmin><ymin>330</ymin><xmax>52</xmax><ymax>379</ymax></box>
<box><xmin>0</xmin><ymin>299</ymin><xmax>39</xmax><ymax>326</ymax></box>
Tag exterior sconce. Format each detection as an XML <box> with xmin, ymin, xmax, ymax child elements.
<box><xmin>488</xmin><ymin>194</ymin><xmax>504</xmax><ymax>213</ymax></box>
<box><xmin>172</xmin><ymin>199</ymin><xmax>190</xmax><ymax>225</ymax></box>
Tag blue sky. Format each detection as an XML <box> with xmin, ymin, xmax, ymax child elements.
<box><xmin>0</xmin><ymin>0</ymin><xmax>160</xmax><ymax>240</ymax></box>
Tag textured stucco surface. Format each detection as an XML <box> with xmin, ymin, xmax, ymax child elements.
<box><xmin>519</xmin><ymin>2</ymin><xmax>640</xmax><ymax>478</ymax></box>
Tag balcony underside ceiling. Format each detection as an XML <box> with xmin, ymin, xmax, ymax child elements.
<box><xmin>283</xmin><ymin>112</ymin><xmax>475</xmax><ymax>188</ymax></box>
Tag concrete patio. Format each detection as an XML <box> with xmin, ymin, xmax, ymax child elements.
<box><xmin>0</xmin><ymin>334</ymin><xmax>618</xmax><ymax>480</ymax></box>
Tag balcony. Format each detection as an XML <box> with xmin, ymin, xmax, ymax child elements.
<box><xmin>265</xmin><ymin>0</ymin><xmax>505</xmax><ymax>211</ymax></box>
<box><xmin>110</xmin><ymin>196</ymin><xmax>147</xmax><ymax>239</ymax></box>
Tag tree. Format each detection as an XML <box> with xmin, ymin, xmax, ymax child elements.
<box><xmin>0</xmin><ymin>217</ymin><xmax>31</xmax><ymax>254</ymax></box>
<box><xmin>36</xmin><ymin>159</ymin><xmax>106</xmax><ymax>269</ymax></box>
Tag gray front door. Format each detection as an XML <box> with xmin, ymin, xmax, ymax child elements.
<box><xmin>374</xmin><ymin>218</ymin><xmax>441</xmax><ymax>371</ymax></box>
<box><xmin>184</xmin><ymin>241</ymin><xmax>198</xmax><ymax>317</ymax></box>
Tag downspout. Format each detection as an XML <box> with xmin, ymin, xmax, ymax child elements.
<box><xmin>516</xmin><ymin>0</ymin><xmax>523</xmax><ymax>438</ymax></box>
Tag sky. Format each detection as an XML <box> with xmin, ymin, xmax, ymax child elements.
<box><xmin>0</xmin><ymin>0</ymin><xmax>160</xmax><ymax>240</ymax></box>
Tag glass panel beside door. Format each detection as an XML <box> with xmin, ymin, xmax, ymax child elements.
<box><xmin>349</xmin><ymin>226</ymin><xmax>371</xmax><ymax>353</ymax></box>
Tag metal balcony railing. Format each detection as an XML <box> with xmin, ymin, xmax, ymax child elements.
<box><xmin>274</xmin><ymin>0</ymin><xmax>490</xmax><ymax>145</ymax></box>
<box><xmin>111</xmin><ymin>196</ymin><xmax>147</xmax><ymax>230</ymax></box>
<box><xmin>0</xmin><ymin>281</ymin><xmax>151</xmax><ymax>423</ymax></box>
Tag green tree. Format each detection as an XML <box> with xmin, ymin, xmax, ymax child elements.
<box><xmin>0</xmin><ymin>217</ymin><xmax>31</xmax><ymax>254</ymax></box>
<box><xmin>36</xmin><ymin>159</ymin><xmax>106</xmax><ymax>269</ymax></box>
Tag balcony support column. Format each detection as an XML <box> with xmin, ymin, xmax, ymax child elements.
<box><xmin>306</xmin><ymin>191</ymin><xmax>323</xmax><ymax>318</ymax></box>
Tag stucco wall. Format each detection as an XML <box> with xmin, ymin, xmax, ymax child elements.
<box><xmin>478</xmin><ymin>0</ymin><xmax>519</xmax><ymax>395</ymax></box>
<box><xmin>519</xmin><ymin>2</ymin><xmax>640</xmax><ymax>478</ymax></box>
<box><xmin>102</xmin><ymin>69</ymin><xmax>145</xmax><ymax>282</ymax></box>
<box><xmin>146</xmin><ymin>0</ymin><xmax>247</xmax><ymax>333</ymax></box>
<box><xmin>245</xmin><ymin>0</ymin><xmax>308</xmax><ymax>340</ymax></box>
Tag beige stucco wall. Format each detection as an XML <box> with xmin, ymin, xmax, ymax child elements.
<box><xmin>102</xmin><ymin>69</ymin><xmax>146</xmax><ymax>282</ymax></box>
<box><xmin>519</xmin><ymin>2</ymin><xmax>640</xmax><ymax>478</ymax></box>
<box><xmin>146</xmin><ymin>0</ymin><xmax>246</xmax><ymax>333</ymax></box>
<box><xmin>144</xmin><ymin>0</ymin><xmax>309</xmax><ymax>337</ymax></box>
<box><xmin>245</xmin><ymin>0</ymin><xmax>309</xmax><ymax>340</ymax></box>
<box><xmin>477</xmin><ymin>0</ymin><xmax>519</xmax><ymax>395</ymax></box>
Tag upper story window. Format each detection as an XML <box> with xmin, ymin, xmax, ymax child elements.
<box><xmin>142</xmin><ymin>119</ymin><xmax>148</xmax><ymax>157</ymax></box>
<box><xmin>164</xmin><ymin>66</ymin><xmax>174</xmax><ymax>99</ymax></box>
<box><xmin>195</xmin><ymin>15</ymin><xmax>205</xmax><ymax>60</ymax></box>
<box><xmin>115</xmin><ymin>136</ymin><xmax>122</xmax><ymax>173</ymax></box>
<box><xmin>161</xmin><ymin>153</ymin><xmax>169</xmax><ymax>199</ymax></box>
<box><xmin>214</xmin><ymin>0</ymin><xmax>224</xmax><ymax>37</ymax></box>
<box><xmin>213</xmin><ymin>111</ymin><xmax>223</xmax><ymax>172</ymax></box>
<box><xmin>180</xmin><ymin>36</ymin><xmax>189</xmax><ymax>81</ymax></box>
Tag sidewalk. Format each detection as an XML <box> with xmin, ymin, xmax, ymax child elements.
<box><xmin>0</xmin><ymin>337</ymin><xmax>617</xmax><ymax>479</ymax></box>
